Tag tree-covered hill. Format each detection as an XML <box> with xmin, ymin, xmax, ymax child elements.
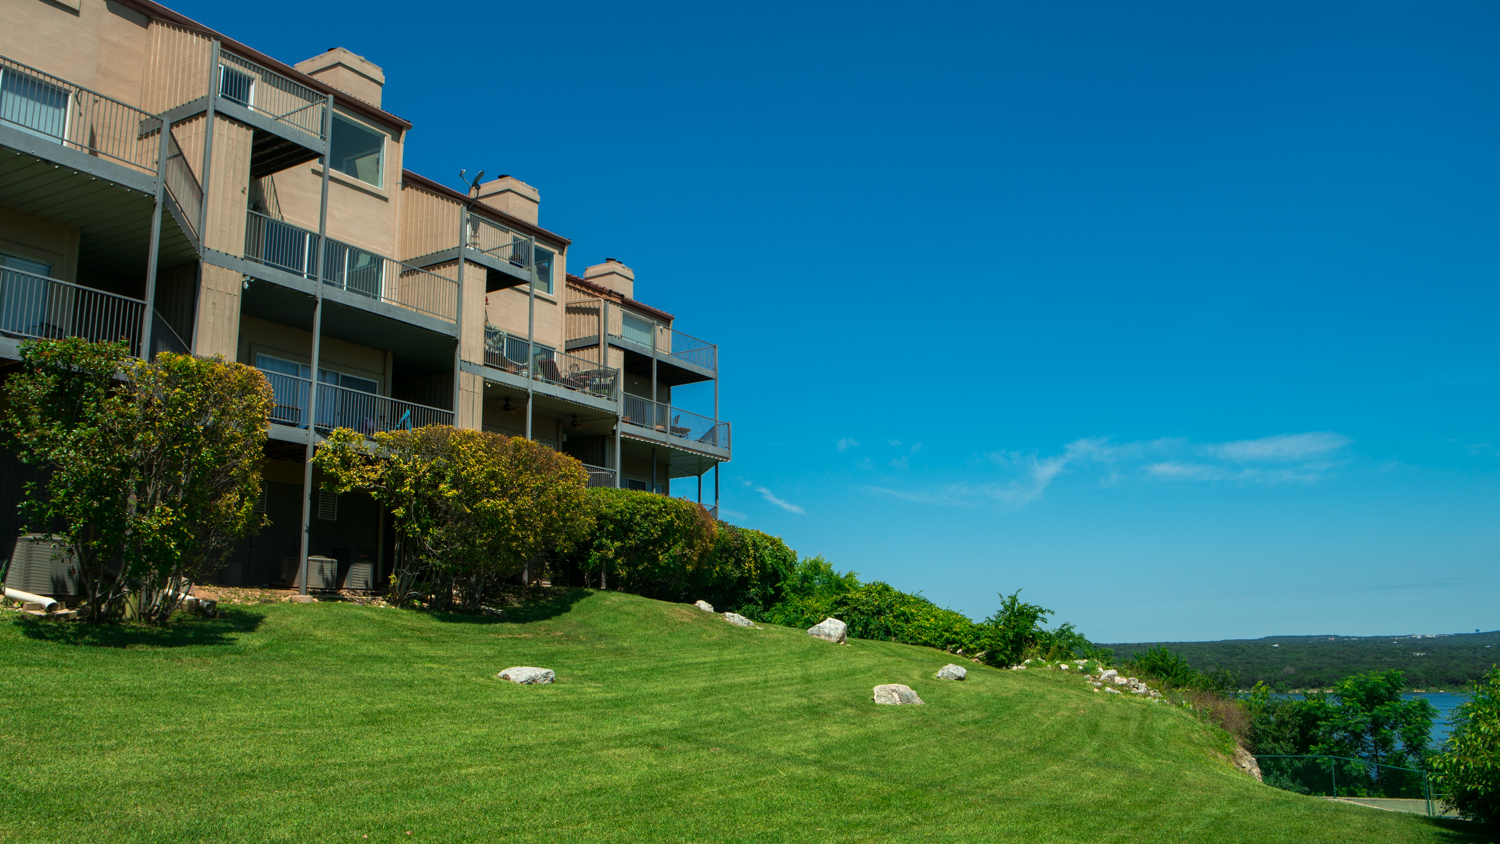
<box><xmin>1107</xmin><ymin>630</ymin><xmax>1500</xmax><ymax>691</ymax></box>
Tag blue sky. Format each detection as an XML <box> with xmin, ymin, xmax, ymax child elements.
<box><xmin>181</xmin><ymin>0</ymin><xmax>1500</xmax><ymax>642</ymax></box>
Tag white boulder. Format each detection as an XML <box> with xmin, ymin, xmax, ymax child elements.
<box><xmin>724</xmin><ymin>612</ymin><xmax>754</xmax><ymax>628</ymax></box>
<box><xmin>693</xmin><ymin>600</ymin><xmax>714</xmax><ymax>613</ymax></box>
<box><xmin>873</xmin><ymin>684</ymin><xmax>924</xmax><ymax>705</ymax></box>
<box><xmin>498</xmin><ymin>667</ymin><xmax>554</xmax><ymax>685</ymax></box>
<box><xmin>1099</xmin><ymin>669</ymin><xmax>1119</xmax><ymax>682</ymax></box>
<box><xmin>808</xmin><ymin>617</ymin><xmax>848</xmax><ymax>644</ymax></box>
<box><xmin>937</xmin><ymin>664</ymin><xmax>967</xmax><ymax>681</ymax></box>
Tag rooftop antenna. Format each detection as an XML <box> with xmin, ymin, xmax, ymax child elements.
<box><xmin>458</xmin><ymin>168</ymin><xmax>485</xmax><ymax>198</ymax></box>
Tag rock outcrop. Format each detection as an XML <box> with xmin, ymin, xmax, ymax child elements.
<box><xmin>693</xmin><ymin>600</ymin><xmax>714</xmax><ymax>613</ymax></box>
<box><xmin>498</xmin><ymin>667</ymin><xmax>555</xmax><ymax>685</ymax></box>
<box><xmin>873</xmin><ymin>684</ymin><xmax>924</xmax><ymax>705</ymax></box>
<box><xmin>808</xmin><ymin>617</ymin><xmax>848</xmax><ymax>644</ymax></box>
<box><xmin>724</xmin><ymin>612</ymin><xmax>754</xmax><ymax>628</ymax></box>
<box><xmin>937</xmin><ymin>664</ymin><xmax>967</xmax><ymax>681</ymax></box>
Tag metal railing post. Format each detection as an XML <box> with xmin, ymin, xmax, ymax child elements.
<box><xmin>140</xmin><ymin>115</ymin><xmax>171</xmax><ymax>358</ymax></box>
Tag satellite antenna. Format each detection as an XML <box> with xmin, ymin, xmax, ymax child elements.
<box><xmin>459</xmin><ymin>168</ymin><xmax>486</xmax><ymax>197</ymax></box>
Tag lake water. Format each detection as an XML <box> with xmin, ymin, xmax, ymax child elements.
<box><xmin>1271</xmin><ymin>692</ymin><xmax>1464</xmax><ymax>746</ymax></box>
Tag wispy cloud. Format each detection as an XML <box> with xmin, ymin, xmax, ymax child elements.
<box><xmin>718</xmin><ymin>508</ymin><xmax>748</xmax><ymax>521</ymax></box>
<box><xmin>754</xmin><ymin>485</ymin><xmax>806</xmax><ymax>515</ymax></box>
<box><xmin>836</xmin><ymin>437</ymin><xmax>859</xmax><ymax>453</ymax></box>
<box><xmin>870</xmin><ymin>431</ymin><xmax>1354</xmax><ymax>509</ymax></box>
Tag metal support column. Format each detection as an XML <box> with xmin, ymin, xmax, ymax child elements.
<box><xmin>524</xmin><ymin>238</ymin><xmax>536</xmax><ymax>440</ymax></box>
<box><xmin>714</xmin><ymin>346</ymin><xmax>721</xmax><ymax>516</ymax></box>
<box><xmin>604</xmin><ymin>301</ymin><xmax>620</xmax><ymax>488</ymax></box>
<box><xmin>198</xmin><ymin>43</ymin><xmax>221</xmax><ymax>242</ymax></box>
<box><xmin>295</xmin><ymin>96</ymin><xmax>335</xmax><ymax>596</ymax></box>
<box><xmin>140</xmin><ymin>116</ymin><xmax>171</xmax><ymax>358</ymax></box>
<box><xmin>453</xmin><ymin>205</ymin><xmax>468</xmax><ymax>425</ymax></box>
<box><xmin>651</xmin><ymin>447</ymin><xmax>657</xmax><ymax>495</ymax></box>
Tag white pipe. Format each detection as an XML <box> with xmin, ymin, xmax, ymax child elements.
<box><xmin>5</xmin><ymin>587</ymin><xmax>57</xmax><ymax>612</ymax></box>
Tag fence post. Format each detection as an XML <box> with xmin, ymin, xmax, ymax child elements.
<box><xmin>1330</xmin><ymin>757</ymin><xmax>1337</xmax><ymax>798</ymax></box>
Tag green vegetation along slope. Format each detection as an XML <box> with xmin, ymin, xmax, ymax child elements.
<box><xmin>1108</xmin><ymin>630</ymin><xmax>1500</xmax><ymax>691</ymax></box>
<box><xmin>0</xmin><ymin>592</ymin><xmax>1480</xmax><ymax>843</ymax></box>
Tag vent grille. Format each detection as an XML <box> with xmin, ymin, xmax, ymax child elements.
<box><xmin>318</xmin><ymin>489</ymin><xmax>338</xmax><ymax>521</ymax></box>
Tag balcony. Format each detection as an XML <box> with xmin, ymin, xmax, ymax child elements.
<box><xmin>581</xmin><ymin>464</ymin><xmax>617</xmax><ymax>488</ymax></box>
<box><xmin>244</xmin><ymin>211</ymin><xmax>458</xmax><ymax>325</ymax></box>
<box><xmin>621</xmin><ymin>394</ymin><xmax>730</xmax><ymax>457</ymax></box>
<box><xmin>0</xmin><ymin>54</ymin><xmax>160</xmax><ymax>178</ymax></box>
<box><xmin>484</xmin><ymin>327</ymin><xmax>620</xmax><ymax>404</ymax></box>
<box><xmin>565</xmin><ymin>298</ymin><xmax>717</xmax><ymax>386</ymax></box>
<box><xmin>259</xmin><ymin>368</ymin><xmax>453</xmax><ymax>437</ymax></box>
<box><xmin>0</xmin><ymin>269</ymin><xmax>189</xmax><ymax>361</ymax></box>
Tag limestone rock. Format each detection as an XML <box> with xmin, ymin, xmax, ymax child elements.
<box><xmin>498</xmin><ymin>667</ymin><xmax>555</xmax><ymax>685</ymax></box>
<box><xmin>724</xmin><ymin>612</ymin><xmax>754</xmax><ymax>628</ymax></box>
<box><xmin>807</xmin><ymin>617</ymin><xmax>848</xmax><ymax>644</ymax></box>
<box><xmin>873</xmin><ymin>684</ymin><xmax>924</xmax><ymax>705</ymax></box>
<box><xmin>1105</xmin><ymin>687</ymin><xmax>1122</xmax><ymax>694</ymax></box>
<box><xmin>937</xmin><ymin>664</ymin><xmax>967</xmax><ymax>681</ymax></box>
<box><xmin>693</xmin><ymin>600</ymin><xmax>714</xmax><ymax>613</ymax></box>
<box><xmin>1234</xmin><ymin>746</ymin><xmax>1264</xmax><ymax>782</ymax></box>
<box><xmin>1099</xmin><ymin>669</ymin><xmax>1119</xmax><ymax>682</ymax></box>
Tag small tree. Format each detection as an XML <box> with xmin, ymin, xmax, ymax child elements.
<box><xmin>3</xmin><ymin>338</ymin><xmax>271</xmax><ymax>623</ymax></box>
<box><xmin>1431</xmin><ymin>666</ymin><xmax>1500</xmax><ymax>826</ymax></box>
<box><xmin>315</xmin><ymin>426</ymin><xmax>590</xmax><ymax>611</ymax></box>
<box><xmin>979</xmin><ymin>590</ymin><xmax>1053</xmax><ymax>667</ymax></box>
<box><xmin>579</xmin><ymin>489</ymin><xmax>715</xmax><ymax>599</ymax></box>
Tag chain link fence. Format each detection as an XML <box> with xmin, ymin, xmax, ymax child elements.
<box><xmin>1257</xmin><ymin>755</ymin><xmax>1453</xmax><ymax>817</ymax></box>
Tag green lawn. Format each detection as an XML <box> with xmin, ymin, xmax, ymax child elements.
<box><xmin>0</xmin><ymin>591</ymin><xmax>1485</xmax><ymax>843</ymax></box>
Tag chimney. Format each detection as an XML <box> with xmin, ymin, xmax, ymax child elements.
<box><xmin>294</xmin><ymin>48</ymin><xmax>385</xmax><ymax>107</ymax></box>
<box><xmin>475</xmin><ymin>176</ymin><xmax>540</xmax><ymax>225</ymax></box>
<box><xmin>584</xmin><ymin>259</ymin><xmax>634</xmax><ymax>300</ymax></box>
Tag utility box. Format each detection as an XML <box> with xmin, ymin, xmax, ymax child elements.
<box><xmin>334</xmin><ymin>548</ymin><xmax>376</xmax><ymax>591</ymax></box>
<box><xmin>4</xmin><ymin>534</ymin><xmax>77</xmax><ymax>597</ymax></box>
<box><xmin>280</xmin><ymin>555</ymin><xmax>339</xmax><ymax>590</ymax></box>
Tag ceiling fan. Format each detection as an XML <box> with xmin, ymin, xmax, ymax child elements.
<box><xmin>569</xmin><ymin>415</ymin><xmax>595</xmax><ymax>430</ymax></box>
<box><xmin>501</xmin><ymin>397</ymin><xmax>522</xmax><ymax>415</ymax></box>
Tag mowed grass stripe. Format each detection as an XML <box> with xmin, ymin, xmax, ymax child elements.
<box><xmin>0</xmin><ymin>591</ymin><xmax>1480</xmax><ymax>843</ymax></box>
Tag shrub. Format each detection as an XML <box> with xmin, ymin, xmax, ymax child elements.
<box><xmin>316</xmin><ymin>426</ymin><xmax>590</xmax><ymax>611</ymax></box>
<box><xmin>1431</xmin><ymin>665</ymin><xmax>1500</xmax><ymax>826</ymax></box>
<box><xmin>578</xmin><ymin>488</ymin><xmax>715</xmax><ymax>600</ymax></box>
<box><xmin>757</xmin><ymin>555</ymin><xmax>861</xmax><ymax>629</ymax></box>
<box><xmin>693</xmin><ymin>524</ymin><xmax>797</xmax><ymax>615</ymax></box>
<box><xmin>3</xmin><ymin>339</ymin><xmax>272</xmax><ymax>624</ymax></box>
<box><xmin>978</xmin><ymin>590</ymin><xmax>1053</xmax><ymax>667</ymax></box>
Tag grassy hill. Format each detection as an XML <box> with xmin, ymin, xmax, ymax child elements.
<box><xmin>0</xmin><ymin>591</ymin><xmax>1481</xmax><ymax>843</ymax></box>
<box><xmin>1107</xmin><ymin>630</ymin><xmax>1500</xmax><ymax>691</ymax></box>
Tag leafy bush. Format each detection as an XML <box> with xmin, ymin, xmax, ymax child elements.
<box><xmin>693</xmin><ymin>524</ymin><xmax>797</xmax><ymax>615</ymax></box>
<box><xmin>316</xmin><ymin>426</ymin><xmax>590</xmax><ymax>611</ymax></box>
<box><xmin>1431</xmin><ymin>665</ymin><xmax>1500</xmax><ymax>826</ymax></box>
<box><xmin>1247</xmin><ymin>670</ymin><xmax>1435</xmax><ymax>772</ymax></box>
<box><xmin>2</xmin><ymin>339</ymin><xmax>271</xmax><ymax>623</ymax></box>
<box><xmin>577</xmin><ymin>488</ymin><xmax>715</xmax><ymax>600</ymax></box>
<box><xmin>1126</xmin><ymin>646</ymin><xmax>1201</xmax><ymax>689</ymax></box>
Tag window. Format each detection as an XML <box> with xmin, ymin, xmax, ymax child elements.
<box><xmin>254</xmin><ymin>354</ymin><xmax>381</xmax><ymax>430</ymax></box>
<box><xmin>0</xmin><ymin>67</ymin><xmax>69</xmax><ymax>142</ymax></box>
<box><xmin>534</xmin><ymin>246</ymin><xmax>554</xmax><ymax>294</ymax></box>
<box><xmin>329</xmin><ymin>114</ymin><xmax>384</xmax><ymax>187</ymax></box>
<box><xmin>322</xmin><ymin>240</ymin><xmax>383</xmax><ymax>299</ymax></box>
<box><xmin>218</xmin><ymin>64</ymin><xmax>255</xmax><ymax>108</ymax></box>
<box><xmin>0</xmin><ymin>250</ymin><xmax>55</xmax><ymax>338</ymax></box>
<box><xmin>625</xmin><ymin>479</ymin><xmax>648</xmax><ymax>492</ymax></box>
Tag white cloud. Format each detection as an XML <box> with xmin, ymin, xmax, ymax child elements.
<box><xmin>755</xmin><ymin>485</ymin><xmax>806</xmax><ymax>515</ymax></box>
<box><xmin>836</xmin><ymin>437</ymin><xmax>859</xmax><ymax>453</ymax></box>
<box><xmin>718</xmin><ymin>508</ymin><xmax>748</xmax><ymax>521</ymax></box>
<box><xmin>871</xmin><ymin>431</ymin><xmax>1353</xmax><ymax>508</ymax></box>
<box><xmin>889</xmin><ymin>439</ymin><xmax>902</xmax><ymax>447</ymax></box>
<box><xmin>1211</xmin><ymin>432</ymin><xmax>1351</xmax><ymax>463</ymax></box>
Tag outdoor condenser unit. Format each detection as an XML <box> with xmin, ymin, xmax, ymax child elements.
<box><xmin>280</xmin><ymin>555</ymin><xmax>340</xmax><ymax>590</ymax></box>
<box><xmin>334</xmin><ymin>548</ymin><xmax>376</xmax><ymax>592</ymax></box>
<box><xmin>5</xmin><ymin>534</ymin><xmax>78</xmax><ymax>597</ymax></box>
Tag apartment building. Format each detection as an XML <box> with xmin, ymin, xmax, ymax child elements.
<box><xmin>0</xmin><ymin>0</ymin><xmax>729</xmax><ymax>592</ymax></box>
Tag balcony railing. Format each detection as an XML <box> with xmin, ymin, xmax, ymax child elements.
<box><xmin>258</xmin><ymin>368</ymin><xmax>453</xmax><ymax>434</ymax></box>
<box><xmin>217</xmin><ymin>51</ymin><xmax>326</xmax><ymax>141</ymax></box>
<box><xmin>161</xmin><ymin>124</ymin><xmax>202</xmax><ymax>239</ymax></box>
<box><xmin>581</xmin><ymin>464</ymin><xmax>617</xmax><ymax>488</ymax></box>
<box><xmin>621</xmin><ymin>394</ymin><xmax>729</xmax><ymax>451</ymax></box>
<box><xmin>244</xmin><ymin>211</ymin><xmax>458</xmax><ymax>322</ymax></box>
<box><xmin>467</xmin><ymin>215</ymin><xmax>534</xmax><ymax>269</ymax></box>
<box><xmin>1</xmin><ymin>269</ymin><xmax>145</xmax><ymax>353</ymax></box>
<box><xmin>0</xmin><ymin>54</ymin><xmax>160</xmax><ymax>175</ymax></box>
<box><xmin>484</xmin><ymin>327</ymin><xmax>620</xmax><ymax>402</ymax></box>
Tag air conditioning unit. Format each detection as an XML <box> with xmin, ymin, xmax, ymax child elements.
<box><xmin>5</xmin><ymin>534</ymin><xmax>78</xmax><ymax>597</ymax></box>
<box><xmin>334</xmin><ymin>548</ymin><xmax>376</xmax><ymax>591</ymax></box>
<box><xmin>280</xmin><ymin>555</ymin><xmax>339</xmax><ymax>590</ymax></box>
